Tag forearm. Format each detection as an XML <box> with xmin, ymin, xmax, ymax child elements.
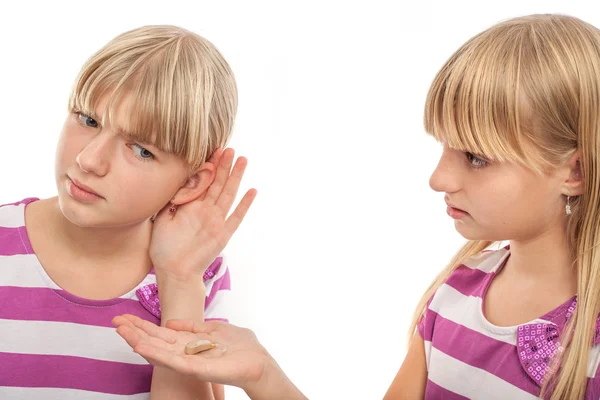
<box><xmin>245</xmin><ymin>357</ymin><xmax>307</xmax><ymax>400</ymax></box>
<box><xmin>151</xmin><ymin>274</ymin><xmax>214</xmax><ymax>400</ymax></box>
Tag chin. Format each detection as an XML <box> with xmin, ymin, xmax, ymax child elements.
<box><xmin>454</xmin><ymin>221</ymin><xmax>497</xmax><ymax>241</ymax></box>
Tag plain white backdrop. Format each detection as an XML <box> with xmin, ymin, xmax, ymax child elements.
<box><xmin>1</xmin><ymin>1</ymin><xmax>599</xmax><ymax>398</ymax></box>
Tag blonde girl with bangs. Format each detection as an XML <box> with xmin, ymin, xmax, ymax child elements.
<box><xmin>383</xmin><ymin>13</ymin><xmax>600</xmax><ymax>400</ymax></box>
<box><xmin>0</xmin><ymin>25</ymin><xmax>256</xmax><ymax>399</ymax></box>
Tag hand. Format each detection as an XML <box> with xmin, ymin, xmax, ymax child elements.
<box><xmin>113</xmin><ymin>314</ymin><xmax>272</xmax><ymax>389</ymax></box>
<box><xmin>149</xmin><ymin>148</ymin><xmax>257</xmax><ymax>281</ymax></box>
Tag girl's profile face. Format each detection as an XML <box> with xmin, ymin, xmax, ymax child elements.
<box><xmin>53</xmin><ymin>94</ymin><xmax>190</xmax><ymax>228</ymax></box>
<box><xmin>428</xmin><ymin>144</ymin><xmax>567</xmax><ymax>242</ymax></box>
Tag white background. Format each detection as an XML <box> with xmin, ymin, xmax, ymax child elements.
<box><xmin>1</xmin><ymin>1</ymin><xmax>598</xmax><ymax>399</ymax></box>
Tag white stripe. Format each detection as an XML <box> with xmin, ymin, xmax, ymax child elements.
<box><xmin>204</xmin><ymin>254</ymin><xmax>228</xmax><ymax>297</ymax></box>
<box><xmin>462</xmin><ymin>247</ymin><xmax>510</xmax><ymax>273</ymax></box>
<box><xmin>0</xmin><ymin>319</ymin><xmax>147</xmax><ymax>365</ymax></box>
<box><xmin>428</xmin><ymin>346</ymin><xmax>538</xmax><ymax>399</ymax></box>
<box><xmin>0</xmin><ymin>202</ymin><xmax>25</xmax><ymax>228</ymax></box>
<box><xmin>0</xmin><ymin>254</ymin><xmax>60</xmax><ymax>289</ymax></box>
<box><xmin>423</xmin><ymin>339</ymin><xmax>432</xmax><ymax>371</ymax></box>
<box><xmin>0</xmin><ymin>386</ymin><xmax>149</xmax><ymax>400</ymax></box>
<box><xmin>204</xmin><ymin>289</ymin><xmax>231</xmax><ymax>320</ymax></box>
<box><xmin>429</xmin><ymin>284</ymin><xmax>552</xmax><ymax>343</ymax></box>
<box><xmin>0</xmin><ymin>254</ymin><xmax>156</xmax><ymax>301</ymax></box>
<box><xmin>588</xmin><ymin>343</ymin><xmax>600</xmax><ymax>378</ymax></box>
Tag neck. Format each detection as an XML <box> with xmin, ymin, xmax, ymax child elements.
<box><xmin>44</xmin><ymin>197</ymin><xmax>153</xmax><ymax>272</ymax></box>
<box><xmin>505</xmin><ymin>220</ymin><xmax>577</xmax><ymax>294</ymax></box>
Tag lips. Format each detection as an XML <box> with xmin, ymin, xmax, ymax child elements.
<box><xmin>70</xmin><ymin>178</ymin><xmax>102</xmax><ymax>198</ymax></box>
<box><xmin>444</xmin><ymin>196</ymin><xmax>467</xmax><ymax>213</ymax></box>
<box><xmin>446</xmin><ymin>202</ymin><xmax>466</xmax><ymax>213</ymax></box>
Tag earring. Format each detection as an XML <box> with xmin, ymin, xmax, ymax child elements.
<box><xmin>169</xmin><ymin>201</ymin><xmax>177</xmax><ymax>213</ymax></box>
<box><xmin>566</xmin><ymin>196</ymin><xmax>572</xmax><ymax>216</ymax></box>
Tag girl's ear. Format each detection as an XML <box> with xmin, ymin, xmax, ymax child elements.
<box><xmin>562</xmin><ymin>151</ymin><xmax>584</xmax><ymax>197</ymax></box>
<box><xmin>171</xmin><ymin>161</ymin><xmax>218</xmax><ymax>205</ymax></box>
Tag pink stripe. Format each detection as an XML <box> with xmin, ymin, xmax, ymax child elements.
<box><xmin>205</xmin><ymin>267</ymin><xmax>231</xmax><ymax>309</ymax></box>
<box><xmin>0</xmin><ymin>286</ymin><xmax>160</xmax><ymax>327</ymax></box>
<box><xmin>586</xmin><ymin>377</ymin><xmax>600</xmax><ymax>399</ymax></box>
<box><xmin>0</xmin><ymin>227</ymin><xmax>29</xmax><ymax>256</ymax></box>
<box><xmin>425</xmin><ymin>379</ymin><xmax>470</xmax><ymax>399</ymax></box>
<box><xmin>417</xmin><ymin>293</ymin><xmax>437</xmax><ymax>339</ymax></box>
<box><xmin>444</xmin><ymin>264</ymin><xmax>494</xmax><ymax>298</ymax></box>
<box><xmin>0</xmin><ymin>352</ymin><xmax>152</xmax><ymax>395</ymax></box>
<box><xmin>419</xmin><ymin>308</ymin><xmax>436</xmax><ymax>342</ymax></box>
<box><xmin>429</xmin><ymin>312</ymin><xmax>539</xmax><ymax>395</ymax></box>
<box><xmin>0</xmin><ymin>198</ymin><xmax>38</xmax><ymax>208</ymax></box>
<box><xmin>205</xmin><ymin>257</ymin><xmax>224</xmax><ymax>279</ymax></box>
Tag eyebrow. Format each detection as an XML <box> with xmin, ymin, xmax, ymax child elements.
<box><xmin>78</xmin><ymin>108</ymin><xmax>159</xmax><ymax>149</ymax></box>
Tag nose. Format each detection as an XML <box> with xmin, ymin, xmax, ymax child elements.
<box><xmin>75</xmin><ymin>131</ymin><xmax>112</xmax><ymax>177</ymax></box>
<box><xmin>429</xmin><ymin>147</ymin><xmax>461</xmax><ymax>194</ymax></box>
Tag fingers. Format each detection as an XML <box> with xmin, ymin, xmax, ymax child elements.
<box><xmin>115</xmin><ymin>324</ymin><xmax>144</xmax><ymax>349</ymax></box>
<box><xmin>133</xmin><ymin>342</ymin><xmax>194</xmax><ymax>375</ymax></box>
<box><xmin>205</xmin><ymin>148</ymin><xmax>235</xmax><ymax>204</ymax></box>
<box><xmin>208</xmin><ymin>148</ymin><xmax>224</xmax><ymax>165</ymax></box>
<box><xmin>165</xmin><ymin>319</ymin><xmax>223</xmax><ymax>334</ymax></box>
<box><xmin>216</xmin><ymin>156</ymin><xmax>248</xmax><ymax>213</ymax></box>
<box><xmin>119</xmin><ymin>314</ymin><xmax>177</xmax><ymax>344</ymax></box>
<box><xmin>225</xmin><ymin>189</ymin><xmax>258</xmax><ymax>233</ymax></box>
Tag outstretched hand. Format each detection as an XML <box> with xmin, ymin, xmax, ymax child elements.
<box><xmin>113</xmin><ymin>314</ymin><xmax>271</xmax><ymax>389</ymax></box>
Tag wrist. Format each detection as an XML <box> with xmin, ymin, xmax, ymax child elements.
<box><xmin>155</xmin><ymin>273</ymin><xmax>206</xmax><ymax>325</ymax></box>
<box><xmin>245</xmin><ymin>356</ymin><xmax>306</xmax><ymax>400</ymax></box>
<box><xmin>153</xmin><ymin>264</ymin><xmax>207</xmax><ymax>284</ymax></box>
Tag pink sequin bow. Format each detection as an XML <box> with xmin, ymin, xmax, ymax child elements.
<box><xmin>516</xmin><ymin>300</ymin><xmax>600</xmax><ymax>386</ymax></box>
<box><xmin>135</xmin><ymin>257</ymin><xmax>223</xmax><ymax>320</ymax></box>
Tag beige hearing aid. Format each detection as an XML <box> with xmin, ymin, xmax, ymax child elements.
<box><xmin>185</xmin><ymin>339</ymin><xmax>217</xmax><ymax>355</ymax></box>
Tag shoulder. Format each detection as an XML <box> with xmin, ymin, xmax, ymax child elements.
<box><xmin>204</xmin><ymin>254</ymin><xmax>231</xmax><ymax>303</ymax></box>
<box><xmin>0</xmin><ymin>198</ymin><xmax>38</xmax><ymax>228</ymax></box>
<box><xmin>438</xmin><ymin>246</ymin><xmax>510</xmax><ymax>300</ymax></box>
<box><xmin>419</xmin><ymin>247</ymin><xmax>508</xmax><ymax>331</ymax></box>
<box><xmin>0</xmin><ymin>198</ymin><xmax>39</xmax><ymax>256</ymax></box>
<box><xmin>202</xmin><ymin>254</ymin><xmax>232</xmax><ymax>322</ymax></box>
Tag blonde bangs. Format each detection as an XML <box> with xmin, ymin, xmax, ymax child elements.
<box><xmin>68</xmin><ymin>26</ymin><xmax>237</xmax><ymax>170</ymax></box>
<box><xmin>423</xmin><ymin>24</ymin><xmax>546</xmax><ymax>171</ymax></box>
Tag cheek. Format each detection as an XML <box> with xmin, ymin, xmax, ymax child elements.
<box><xmin>54</xmin><ymin>132</ymin><xmax>79</xmax><ymax>172</ymax></box>
<box><xmin>113</xmin><ymin>167</ymin><xmax>181</xmax><ymax>210</ymax></box>
<box><xmin>470</xmin><ymin>178</ymin><xmax>525</xmax><ymax>227</ymax></box>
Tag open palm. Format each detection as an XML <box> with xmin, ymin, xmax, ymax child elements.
<box><xmin>113</xmin><ymin>314</ymin><xmax>269</xmax><ymax>389</ymax></box>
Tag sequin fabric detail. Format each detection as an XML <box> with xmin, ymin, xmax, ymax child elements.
<box><xmin>136</xmin><ymin>283</ymin><xmax>161</xmax><ymax>319</ymax></box>
<box><xmin>516</xmin><ymin>300</ymin><xmax>600</xmax><ymax>386</ymax></box>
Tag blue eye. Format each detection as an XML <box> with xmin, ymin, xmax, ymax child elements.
<box><xmin>465</xmin><ymin>152</ymin><xmax>488</xmax><ymax>168</ymax></box>
<box><xmin>132</xmin><ymin>144</ymin><xmax>154</xmax><ymax>160</ymax></box>
<box><xmin>77</xmin><ymin>112</ymin><xmax>98</xmax><ymax>128</ymax></box>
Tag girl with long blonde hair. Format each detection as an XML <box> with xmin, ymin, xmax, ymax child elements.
<box><xmin>385</xmin><ymin>13</ymin><xmax>600</xmax><ymax>399</ymax></box>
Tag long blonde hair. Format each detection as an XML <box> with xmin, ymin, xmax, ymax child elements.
<box><xmin>409</xmin><ymin>14</ymin><xmax>600</xmax><ymax>399</ymax></box>
<box><xmin>68</xmin><ymin>25</ymin><xmax>237</xmax><ymax>171</ymax></box>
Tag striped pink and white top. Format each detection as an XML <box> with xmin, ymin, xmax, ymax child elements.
<box><xmin>418</xmin><ymin>246</ymin><xmax>600</xmax><ymax>399</ymax></box>
<box><xmin>0</xmin><ymin>198</ymin><xmax>232</xmax><ymax>399</ymax></box>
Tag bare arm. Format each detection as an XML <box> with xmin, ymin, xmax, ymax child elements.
<box><xmin>383</xmin><ymin>333</ymin><xmax>428</xmax><ymax>400</ymax></box>
<box><xmin>150</xmin><ymin>275</ymin><xmax>215</xmax><ymax>400</ymax></box>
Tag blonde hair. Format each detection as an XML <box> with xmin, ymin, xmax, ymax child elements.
<box><xmin>410</xmin><ymin>14</ymin><xmax>600</xmax><ymax>399</ymax></box>
<box><xmin>68</xmin><ymin>25</ymin><xmax>237</xmax><ymax>171</ymax></box>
